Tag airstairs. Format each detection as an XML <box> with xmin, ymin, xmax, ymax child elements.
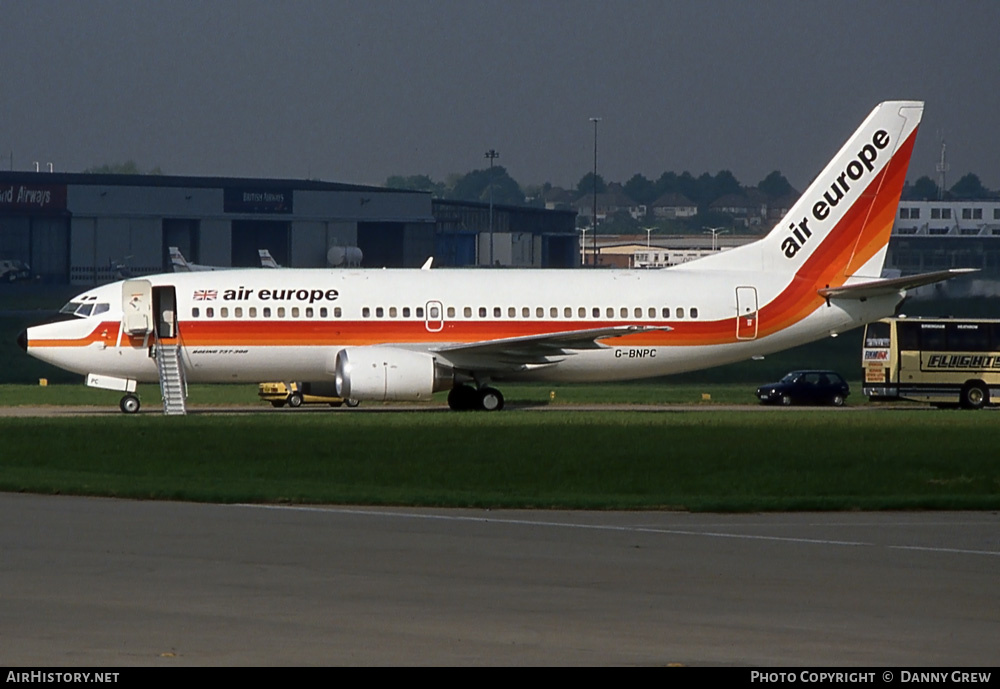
<box><xmin>155</xmin><ymin>342</ymin><xmax>188</xmax><ymax>415</ymax></box>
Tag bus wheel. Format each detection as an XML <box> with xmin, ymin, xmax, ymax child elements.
<box><xmin>961</xmin><ymin>383</ymin><xmax>988</xmax><ymax>410</ymax></box>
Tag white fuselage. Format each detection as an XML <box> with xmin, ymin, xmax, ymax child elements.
<box><xmin>25</xmin><ymin>265</ymin><xmax>900</xmax><ymax>386</ymax></box>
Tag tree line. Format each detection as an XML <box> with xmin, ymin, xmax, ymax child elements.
<box><xmin>385</xmin><ymin>167</ymin><xmax>998</xmax><ymax>234</ymax></box>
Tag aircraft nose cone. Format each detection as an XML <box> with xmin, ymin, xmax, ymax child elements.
<box><xmin>17</xmin><ymin>329</ymin><xmax>28</xmax><ymax>352</ymax></box>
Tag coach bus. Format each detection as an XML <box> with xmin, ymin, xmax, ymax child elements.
<box><xmin>862</xmin><ymin>317</ymin><xmax>1000</xmax><ymax>409</ymax></box>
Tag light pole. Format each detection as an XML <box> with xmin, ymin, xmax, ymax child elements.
<box><xmin>704</xmin><ymin>226</ymin><xmax>727</xmax><ymax>252</ymax></box>
<box><xmin>485</xmin><ymin>149</ymin><xmax>500</xmax><ymax>266</ymax></box>
<box><xmin>578</xmin><ymin>227</ymin><xmax>588</xmax><ymax>266</ymax></box>
<box><xmin>590</xmin><ymin>117</ymin><xmax>600</xmax><ymax>266</ymax></box>
<box><xmin>645</xmin><ymin>227</ymin><xmax>653</xmax><ymax>248</ymax></box>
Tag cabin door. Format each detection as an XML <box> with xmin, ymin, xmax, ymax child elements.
<box><xmin>153</xmin><ymin>285</ymin><xmax>178</xmax><ymax>339</ymax></box>
<box><xmin>121</xmin><ymin>280</ymin><xmax>154</xmax><ymax>336</ymax></box>
<box><xmin>736</xmin><ymin>286</ymin><xmax>758</xmax><ymax>340</ymax></box>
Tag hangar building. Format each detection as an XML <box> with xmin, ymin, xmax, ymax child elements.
<box><xmin>0</xmin><ymin>171</ymin><xmax>577</xmax><ymax>285</ymax></box>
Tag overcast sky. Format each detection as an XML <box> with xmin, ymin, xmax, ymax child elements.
<box><xmin>2</xmin><ymin>0</ymin><xmax>998</xmax><ymax>192</ymax></box>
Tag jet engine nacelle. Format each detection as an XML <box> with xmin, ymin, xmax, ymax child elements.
<box><xmin>334</xmin><ymin>347</ymin><xmax>453</xmax><ymax>401</ymax></box>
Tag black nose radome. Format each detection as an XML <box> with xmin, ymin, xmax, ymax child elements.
<box><xmin>17</xmin><ymin>329</ymin><xmax>28</xmax><ymax>352</ymax></box>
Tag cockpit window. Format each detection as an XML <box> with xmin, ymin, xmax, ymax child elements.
<box><xmin>58</xmin><ymin>300</ymin><xmax>110</xmax><ymax>318</ymax></box>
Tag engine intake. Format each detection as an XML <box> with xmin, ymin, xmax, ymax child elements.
<box><xmin>334</xmin><ymin>347</ymin><xmax>453</xmax><ymax>401</ymax></box>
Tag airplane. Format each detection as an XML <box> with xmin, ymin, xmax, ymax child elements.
<box><xmin>170</xmin><ymin>246</ymin><xmax>281</xmax><ymax>272</ymax></box>
<box><xmin>19</xmin><ymin>101</ymin><xmax>972</xmax><ymax>413</ymax></box>
<box><xmin>169</xmin><ymin>246</ymin><xmax>218</xmax><ymax>272</ymax></box>
<box><xmin>258</xmin><ymin>249</ymin><xmax>281</xmax><ymax>269</ymax></box>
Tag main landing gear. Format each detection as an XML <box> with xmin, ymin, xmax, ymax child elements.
<box><xmin>447</xmin><ymin>384</ymin><xmax>504</xmax><ymax>412</ymax></box>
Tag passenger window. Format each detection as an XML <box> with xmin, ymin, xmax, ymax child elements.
<box><xmin>263</xmin><ymin>308</ymin><xmax>271</xmax><ymax>318</ymax></box>
<box><xmin>249</xmin><ymin>307</ymin><xmax>257</xmax><ymax>317</ymax></box>
<box><xmin>278</xmin><ymin>307</ymin><xmax>286</xmax><ymax>318</ymax></box>
<box><xmin>220</xmin><ymin>307</ymin><xmax>229</xmax><ymax>318</ymax></box>
<box><xmin>375</xmin><ymin>307</ymin><xmax>384</xmax><ymax>318</ymax></box>
<box><xmin>479</xmin><ymin>307</ymin><xmax>487</xmax><ymax>318</ymax></box>
<box><xmin>634</xmin><ymin>307</ymin><xmax>642</xmax><ymax>318</ymax></box>
<box><xmin>648</xmin><ymin>307</ymin><xmax>655</xmax><ymax>318</ymax></box>
<box><xmin>192</xmin><ymin>307</ymin><xmax>200</xmax><ymax>318</ymax></box>
<box><xmin>362</xmin><ymin>307</ymin><xmax>370</xmax><ymax>318</ymax></box>
<box><xmin>235</xmin><ymin>307</ymin><xmax>243</xmax><ymax>318</ymax></box>
<box><xmin>550</xmin><ymin>307</ymin><xmax>558</xmax><ymax>318</ymax></box>
<box><xmin>564</xmin><ymin>307</ymin><xmax>572</xmax><ymax>318</ymax></box>
<box><xmin>620</xmin><ymin>307</ymin><xmax>628</xmax><ymax>318</ymax></box>
<box><xmin>662</xmin><ymin>307</ymin><xmax>670</xmax><ymax>318</ymax></box>
<box><xmin>578</xmin><ymin>307</ymin><xmax>586</xmax><ymax>318</ymax></box>
<box><xmin>416</xmin><ymin>307</ymin><xmax>424</xmax><ymax>318</ymax></box>
<box><xmin>292</xmin><ymin>307</ymin><xmax>299</xmax><ymax>318</ymax></box>
<box><xmin>389</xmin><ymin>307</ymin><xmax>397</xmax><ymax>318</ymax></box>
<box><xmin>464</xmin><ymin>307</ymin><xmax>472</xmax><ymax>318</ymax></box>
<box><xmin>690</xmin><ymin>307</ymin><xmax>699</xmax><ymax>319</ymax></box>
<box><xmin>522</xmin><ymin>307</ymin><xmax>530</xmax><ymax>318</ymax></box>
<box><xmin>508</xmin><ymin>307</ymin><xmax>516</xmax><ymax>318</ymax></box>
<box><xmin>402</xmin><ymin>307</ymin><xmax>410</xmax><ymax>318</ymax></box>
<box><xmin>536</xmin><ymin>307</ymin><xmax>544</xmax><ymax>318</ymax></box>
<box><xmin>206</xmin><ymin>307</ymin><xmax>214</xmax><ymax>318</ymax></box>
<box><xmin>606</xmin><ymin>307</ymin><xmax>613</xmax><ymax>318</ymax></box>
<box><xmin>593</xmin><ymin>307</ymin><xmax>600</xmax><ymax>318</ymax></box>
<box><xmin>494</xmin><ymin>307</ymin><xmax>502</xmax><ymax>318</ymax></box>
<box><xmin>305</xmin><ymin>307</ymin><xmax>313</xmax><ymax>318</ymax></box>
<box><xmin>676</xmin><ymin>308</ymin><xmax>684</xmax><ymax>318</ymax></box>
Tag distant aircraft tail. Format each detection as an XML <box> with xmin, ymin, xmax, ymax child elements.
<box><xmin>258</xmin><ymin>249</ymin><xmax>280</xmax><ymax>269</ymax></box>
<box><xmin>691</xmin><ymin>101</ymin><xmax>923</xmax><ymax>289</ymax></box>
<box><xmin>169</xmin><ymin>246</ymin><xmax>192</xmax><ymax>272</ymax></box>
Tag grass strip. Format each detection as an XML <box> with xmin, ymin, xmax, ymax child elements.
<box><xmin>0</xmin><ymin>410</ymin><xmax>997</xmax><ymax>511</ymax></box>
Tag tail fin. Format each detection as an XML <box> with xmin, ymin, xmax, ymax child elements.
<box><xmin>692</xmin><ymin>101</ymin><xmax>923</xmax><ymax>286</ymax></box>
<box><xmin>169</xmin><ymin>246</ymin><xmax>192</xmax><ymax>272</ymax></box>
<box><xmin>258</xmin><ymin>249</ymin><xmax>280</xmax><ymax>269</ymax></box>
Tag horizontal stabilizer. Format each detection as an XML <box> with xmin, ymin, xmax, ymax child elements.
<box><xmin>817</xmin><ymin>269</ymin><xmax>977</xmax><ymax>300</ymax></box>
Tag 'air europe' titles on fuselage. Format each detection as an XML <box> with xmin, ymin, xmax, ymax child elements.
<box><xmin>199</xmin><ymin>287</ymin><xmax>340</xmax><ymax>304</ymax></box>
<box><xmin>781</xmin><ymin>128</ymin><xmax>891</xmax><ymax>259</ymax></box>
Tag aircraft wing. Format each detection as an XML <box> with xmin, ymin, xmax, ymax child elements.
<box><xmin>818</xmin><ymin>269</ymin><xmax>977</xmax><ymax>300</ymax></box>
<box><xmin>432</xmin><ymin>325</ymin><xmax>670</xmax><ymax>370</ymax></box>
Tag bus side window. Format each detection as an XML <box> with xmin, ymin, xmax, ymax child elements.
<box><xmin>897</xmin><ymin>322</ymin><xmax>920</xmax><ymax>351</ymax></box>
<box><xmin>919</xmin><ymin>324</ymin><xmax>947</xmax><ymax>351</ymax></box>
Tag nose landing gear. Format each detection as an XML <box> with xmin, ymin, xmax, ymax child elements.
<box><xmin>119</xmin><ymin>394</ymin><xmax>141</xmax><ymax>414</ymax></box>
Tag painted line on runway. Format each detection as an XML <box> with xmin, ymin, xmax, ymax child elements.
<box><xmin>240</xmin><ymin>503</ymin><xmax>873</xmax><ymax>547</ymax></box>
<box><xmin>889</xmin><ymin>545</ymin><xmax>1000</xmax><ymax>557</ymax></box>
<box><xmin>240</xmin><ymin>504</ymin><xmax>1000</xmax><ymax>556</ymax></box>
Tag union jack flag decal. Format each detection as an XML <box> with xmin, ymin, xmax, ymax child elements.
<box><xmin>193</xmin><ymin>289</ymin><xmax>217</xmax><ymax>301</ymax></box>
